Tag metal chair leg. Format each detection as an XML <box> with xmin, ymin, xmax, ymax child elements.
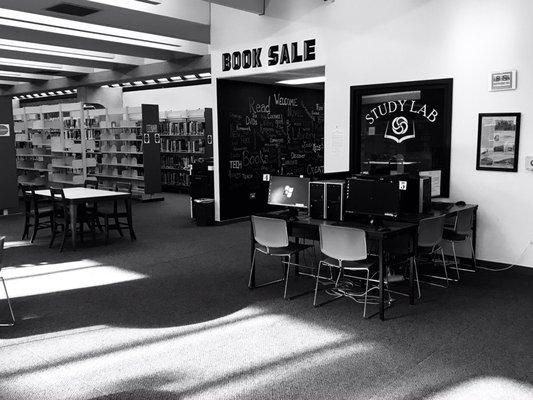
<box><xmin>283</xmin><ymin>255</ymin><xmax>291</xmax><ymax>299</ymax></box>
<box><xmin>0</xmin><ymin>277</ymin><xmax>15</xmax><ymax>326</ymax></box>
<box><xmin>248</xmin><ymin>249</ymin><xmax>257</xmax><ymax>289</ymax></box>
<box><xmin>414</xmin><ymin>259</ymin><xmax>421</xmax><ymax>298</ymax></box>
<box><xmin>469</xmin><ymin>237</ymin><xmax>477</xmax><ymax>270</ymax></box>
<box><xmin>363</xmin><ymin>269</ymin><xmax>370</xmax><ymax>318</ymax></box>
<box><xmin>451</xmin><ymin>242</ymin><xmax>460</xmax><ymax>280</ymax></box>
<box><xmin>313</xmin><ymin>261</ymin><xmax>323</xmax><ymax>307</ymax></box>
<box><xmin>441</xmin><ymin>248</ymin><xmax>449</xmax><ymax>287</ymax></box>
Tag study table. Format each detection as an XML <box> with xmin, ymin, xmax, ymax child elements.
<box><xmin>34</xmin><ymin>187</ymin><xmax>136</xmax><ymax>250</ymax></box>
<box><xmin>250</xmin><ymin>202</ymin><xmax>478</xmax><ymax>321</ymax></box>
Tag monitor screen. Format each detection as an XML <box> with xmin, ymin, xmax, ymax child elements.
<box><xmin>267</xmin><ymin>176</ymin><xmax>310</xmax><ymax>209</ymax></box>
<box><xmin>345</xmin><ymin>178</ymin><xmax>400</xmax><ymax>217</ymax></box>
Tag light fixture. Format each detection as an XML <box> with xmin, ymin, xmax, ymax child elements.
<box><xmin>157</xmin><ymin>78</ymin><xmax>169</xmax><ymax>83</ymax></box>
<box><xmin>121</xmin><ymin>82</ymin><xmax>132</xmax><ymax>87</ymax></box>
<box><xmin>56</xmin><ymin>90</ymin><xmax>64</xmax><ymax>95</ymax></box>
<box><xmin>133</xmin><ymin>81</ymin><xmax>143</xmax><ymax>85</ymax></box>
<box><xmin>47</xmin><ymin>92</ymin><xmax>55</xmax><ymax>95</ymax></box>
<box><xmin>0</xmin><ymin>9</ymin><xmax>185</xmax><ymax>52</ymax></box>
<box><xmin>0</xmin><ymin>58</ymin><xmax>64</xmax><ymax>70</ymax></box>
<box><xmin>13</xmin><ymin>95</ymin><xmax>18</xmax><ymax>99</ymax></box>
<box><xmin>276</xmin><ymin>76</ymin><xmax>326</xmax><ymax>85</ymax></box>
<box><xmin>40</xmin><ymin>93</ymin><xmax>47</xmax><ymax>97</ymax></box>
<box><xmin>198</xmin><ymin>72</ymin><xmax>211</xmax><ymax>78</ymax></box>
<box><xmin>65</xmin><ymin>89</ymin><xmax>72</xmax><ymax>94</ymax></box>
<box><xmin>145</xmin><ymin>79</ymin><xmax>156</xmax><ymax>84</ymax></box>
<box><xmin>87</xmin><ymin>0</ymin><xmax>162</xmax><ymax>7</ymax></box>
<box><xmin>170</xmin><ymin>76</ymin><xmax>182</xmax><ymax>81</ymax></box>
<box><xmin>32</xmin><ymin>93</ymin><xmax>40</xmax><ymax>98</ymax></box>
<box><xmin>183</xmin><ymin>74</ymin><xmax>196</xmax><ymax>80</ymax></box>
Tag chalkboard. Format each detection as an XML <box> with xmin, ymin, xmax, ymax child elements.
<box><xmin>217</xmin><ymin>79</ymin><xmax>324</xmax><ymax>220</ymax></box>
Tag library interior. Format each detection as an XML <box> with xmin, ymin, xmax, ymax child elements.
<box><xmin>0</xmin><ymin>1</ymin><xmax>531</xmax><ymax>400</ymax></box>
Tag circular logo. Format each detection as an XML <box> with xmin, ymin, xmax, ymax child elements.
<box><xmin>392</xmin><ymin>116</ymin><xmax>408</xmax><ymax>135</ymax></box>
<box><xmin>0</xmin><ymin>125</ymin><xmax>9</xmax><ymax>136</ymax></box>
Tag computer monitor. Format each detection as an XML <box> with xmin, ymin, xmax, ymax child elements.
<box><xmin>345</xmin><ymin>177</ymin><xmax>401</xmax><ymax>218</ymax></box>
<box><xmin>267</xmin><ymin>176</ymin><xmax>310</xmax><ymax>209</ymax></box>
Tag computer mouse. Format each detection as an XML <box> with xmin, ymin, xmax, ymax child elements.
<box><xmin>455</xmin><ymin>201</ymin><xmax>466</xmax><ymax>206</ymax></box>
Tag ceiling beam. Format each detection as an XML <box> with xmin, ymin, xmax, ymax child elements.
<box><xmin>0</xmin><ymin>75</ymin><xmax>47</xmax><ymax>83</ymax></box>
<box><xmin>0</xmin><ymin>48</ymin><xmax>144</xmax><ymax>70</ymax></box>
<box><xmin>206</xmin><ymin>0</ymin><xmax>265</xmax><ymax>14</ymax></box>
<box><xmin>0</xmin><ymin>55</ymin><xmax>211</xmax><ymax>96</ymax></box>
<box><xmin>0</xmin><ymin>63</ymin><xmax>93</xmax><ymax>77</ymax></box>
<box><xmin>0</xmin><ymin>0</ymin><xmax>210</xmax><ymax>43</ymax></box>
<box><xmin>0</xmin><ymin>24</ymin><xmax>190</xmax><ymax>60</ymax></box>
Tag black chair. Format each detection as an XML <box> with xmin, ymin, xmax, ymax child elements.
<box><xmin>79</xmin><ymin>179</ymin><xmax>103</xmax><ymax>235</ymax></box>
<box><xmin>0</xmin><ymin>236</ymin><xmax>15</xmax><ymax>327</ymax></box>
<box><xmin>19</xmin><ymin>183</ymin><xmax>53</xmax><ymax>243</ymax></box>
<box><xmin>49</xmin><ymin>187</ymin><xmax>74</xmax><ymax>252</ymax></box>
<box><xmin>97</xmin><ymin>181</ymin><xmax>134</xmax><ymax>244</ymax></box>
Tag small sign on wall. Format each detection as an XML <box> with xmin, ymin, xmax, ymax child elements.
<box><xmin>0</xmin><ymin>123</ymin><xmax>10</xmax><ymax>137</ymax></box>
<box><xmin>490</xmin><ymin>70</ymin><xmax>517</xmax><ymax>91</ymax></box>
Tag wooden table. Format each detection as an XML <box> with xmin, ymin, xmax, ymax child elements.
<box><xmin>34</xmin><ymin>187</ymin><xmax>136</xmax><ymax>250</ymax></box>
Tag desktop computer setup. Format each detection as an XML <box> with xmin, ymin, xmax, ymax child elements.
<box><xmin>266</xmin><ymin>173</ymin><xmax>432</xmax><ymax>223</ymax></box>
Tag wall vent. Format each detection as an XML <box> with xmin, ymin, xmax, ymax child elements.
<box><xmin>46</xmin><ymin>3</ymin><xmax>100</xmax><ymax>17</ymax></box>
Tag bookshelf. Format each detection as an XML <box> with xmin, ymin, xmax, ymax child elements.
<box><xmin>159</xmin><ymin>108</ymin><xmax>213</xmax><ymax>192</ymax></box>
<box><xmin>14</xmin><ymin>103</ymin><xmax>92</xmax><ymax>187</ymax></box>
<box><xmin>87</xmin><ymin>105</ymin><xmax>162</xmax><ymax>200</ymax></box>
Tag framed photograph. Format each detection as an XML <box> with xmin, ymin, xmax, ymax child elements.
<box><xmin>476</xmin><ymin>113</ymin><xmax>521</xmax><ymax>172</ymax></box>
<box><xmin>490</xmin><ymin>70</ymin><xmax>517</xmax><ymax>91</ymax></box>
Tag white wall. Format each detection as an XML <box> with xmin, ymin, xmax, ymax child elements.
<box><xmin>210</xmin><ymin>0</ymin><xmax>533</xmax><ymax>267</ymax></box>
<box><xmin>122</xmin><ymin>84</ymin><xmax>213</xmax><ymax>112</ymax></box>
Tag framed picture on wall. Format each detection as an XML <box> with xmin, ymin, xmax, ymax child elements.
<box><xmin>476</xmin><ymin>113</ymin><xmax>521</xmax><ymax>172</ymax></box>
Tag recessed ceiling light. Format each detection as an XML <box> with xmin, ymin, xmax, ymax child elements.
<box><xmin>47</xmin><ymin>91</ymin><xmax>55</xmax><ymax>95</ymax></box>
<box><xmin>32</xmin><ymin>93</ymin><xmax>40</xmax><ymax>98</ymax></box>
<box><xmin>170</xmin><ymin>76</ymin><xmax>182</xmax><ymax>81</ymax></box>
<box><xmin>111</xmin><ymin>83</ymin><xmax>120</xmax><ymax>87</ymax></box>
<box><xmin>56</xmin><ymin>90</ymin><xmax>64</xmax><ymax>95</ymax></box>
<box><xmin>276</xmin><ymin>76</ymin><xmax>326</xmax><ymax>85</ymax></box>
<box><xmin>121</xmin><ymin>82</ymin><xmax>132</xmax><ymax>86</ymax></box>
<box><xmin>183</xmin><ymin>74</ymin><xmax>196</xmax><ymax>80</ymax></box>
<box><xmin>145</xmin><ymin>79</ymin><xmax>156</xmax><ymax>84</ymax></box>
<box><xmin>198</xmin><ymin>72</ymin><xmax>211</xmax><ymax>78</ymax></box>
<box><xmin>40</xmin><ymin>92</ymin><xmax>47</xmax><ymax>96</ymax></box>
<box><xmin>157</xmin><ymin>78</ymin><xmax>169</xmax><ymax>83</ymax></box>
<box><xmin>133</xmin><ymin>81</ymin><xmax>143</xmax><ymax>85</ymax></box>
<box><xmin>65</xmin><ymin>89</ymin><xmax>72</xmax><ymax>94</ymax></box>
<box><xmin>13</xmin><ymin>95</ymin><xmax>18</xmax><ymax>99</ymax></box>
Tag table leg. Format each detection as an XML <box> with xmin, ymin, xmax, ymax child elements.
<box><xmin>294</xmin><ymin>237</ymin><xmax>300</xmax><ymax>277</ymax></box>
<box><xmin>125</xmin><ymin>198</ymin><xmax>136</xmax><ymax>241</ymax></box>
<box><xmin>379</xmin><ymin>239</ymin><xmax>384</xmax><ymax>321</ymax></box>
<box><xmin>69</xmin><ymin>202</ymin><xmax>77</xmax><ymax>251</ymax></box>
<box><xmin>409</xmin><ymin>256</ymin><xmax>415</xmax><ymax>305</ymax></box>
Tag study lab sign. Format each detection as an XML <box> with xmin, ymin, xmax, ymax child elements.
<box><xmin>222</xmin><ymin>39</ymin><xmax>316</xmax><ymax>72</ymax></box>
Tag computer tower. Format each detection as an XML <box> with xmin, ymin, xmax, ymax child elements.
<box><xmin>403</xmin><ymin>176</ymin><xmax>432</xmax><ymax>214</ymax></box>
<box><xmin>309</xmin><ymin>180</ymin><xmax>344</xmax><ymax>221</ymax></box>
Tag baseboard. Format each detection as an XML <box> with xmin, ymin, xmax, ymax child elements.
<box><xmin>456</xmin><ymin>256</ymin><xmax>532</xmax><ymax>274</ymax></box>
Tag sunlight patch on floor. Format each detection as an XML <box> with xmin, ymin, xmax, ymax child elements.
<box><xmin>1</xmin><ymin>306</ymin><xmax>373</xmax><ymax>399</ymax></box>
<box><xmin>424</xmin><ymin>376</ymin><xmax>533</xmax><ymax>400</ymax></box>
<box><xmin>0</xmin><ymin>259</ymin><xmax>147</xmax><ymax>298</ymax></box>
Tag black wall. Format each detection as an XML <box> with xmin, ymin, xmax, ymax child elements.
<box><xmin>217</xmin><ymin>79</ymin><xmax>324</xmax><ymax>220</ymax></box>
<box><xmin>0</xmin><ymin>97</ymin><xmax>18</xmax><ymax>210</ymax></box>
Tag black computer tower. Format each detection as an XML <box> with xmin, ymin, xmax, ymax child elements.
<box><xmin>309</xmin><ymin>180</ymin><xmax>344</xmax><ymax>221</ymax></box>
<box><xmin>403</xmin><ymin>176</ymin><xmax>432</xmax><ymax>214</ymax></box>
